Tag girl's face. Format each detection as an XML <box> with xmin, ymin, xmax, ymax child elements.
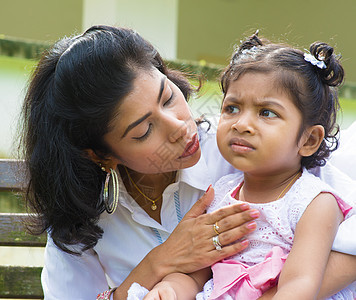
<box><xmin>104</xmin><ymin>68</ymin><xmax>201</xmax><ymax>174</ymax></box>
<box><xmin>217</xmin><ymin>72</ymin><xmax>305</xmax><ymax>176</ymax></box>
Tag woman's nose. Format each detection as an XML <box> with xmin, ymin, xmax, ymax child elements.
<box><xmin>231</xmin><ymin>113</ymin><xmax>255</xmax><ymax>134</ymax></box>
<box><xmin>166</xmin><ymin>115</ymin><xmax>188</xmax><ymax>143</ymax></box>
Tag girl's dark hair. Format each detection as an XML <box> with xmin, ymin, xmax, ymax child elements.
<box><xmin>221</xmin><ymin>31</ymin><xmax>344</xmax><ymax>169</ymax></box>
<box><xmin>19</xmin><ymin>25</ymin><xmax>193</xmax><ymax>254</ymax></box>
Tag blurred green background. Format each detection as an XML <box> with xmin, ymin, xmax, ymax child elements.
<box><xmin>1</xmin><ymin>0</ymin><xmax>356</xmax><ymax>79</ymax></box>
<box><xmin>1</xmin><ymin>0</ymin><xmax>356</xmax><ymax>159</ymax></box>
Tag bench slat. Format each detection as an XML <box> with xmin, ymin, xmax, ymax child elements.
<box><xmin>0</xmin><ymin>266</ymin><xmax>43</xmax><ymax>299</ymax></box>
<box><xmin>0</xmin><ymin>213</ymin><xmax>47</xmax><ymax>247</ymax></box>
<box><xmin>0</xmin><ymin>160</ymin><xmax>45</xmax><ymax>298</ymax></box>
<box><xmin>0</xmin><ymin>159</ymin><xmax>27</xmax><ymax>191</ymax></box>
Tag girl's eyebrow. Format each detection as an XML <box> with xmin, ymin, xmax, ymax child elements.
<box><xmin>224</xmin><ymin>96</ymin><xmax>286</xmax><ymax>111</ymax></box>
<box><xmin>257</xmin><ymin>100</ymin><xmax>286</xmax><ymax>111</ymax></box>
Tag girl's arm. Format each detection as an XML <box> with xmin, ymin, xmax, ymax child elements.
<box><xmin>259</xmin><ymin>251</ymin><xmax>356</xmax><ymax>300</ymax></box>
<box><xmin>143</xmin><ymin>268</ymin><xmax>211</xmax><ymax>300</ymax></box>
<box><xmin>113</xmin><ymin>188</ymin><xmax>258</xmax><ymax>299</ymax></box>
<box><xmin>273</xmin><ymin>192</ymin><xmax>343</xmax><ymax>299</ymax></box>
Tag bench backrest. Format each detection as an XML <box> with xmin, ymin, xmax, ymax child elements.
<box><xmin>0</xmin><ymin>159</ymin><xmax>46</xmax><ymax>299</ymax></box>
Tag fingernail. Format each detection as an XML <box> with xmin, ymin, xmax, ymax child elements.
<box><xmin>247</xmin><ymin>221</ymin><xmax>257</xmax><ymax>230</ymax></box>
<box><xmin>250</xmin><ymin>209</ymin><xmax>260</xmax><ymax>218</ymax></box>
<box><xmin>241</xmin><ymin>239</ymin><xmax>249</xmax><ymax>247</ymax></box>
<box><xmin>205</xmin><ymin>184</ymin><xmax>212</xmax><ymax>193</ymax></box>
<box><xmin>240</xmin><ymin>203</ymin><xmax>250</xmax><ymax>211</ymax></box>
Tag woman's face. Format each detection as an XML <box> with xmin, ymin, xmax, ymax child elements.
<box><xmin>104</xmin><ymin>68</ymin><xmax>201</xmax><ymax>174</ymax></box>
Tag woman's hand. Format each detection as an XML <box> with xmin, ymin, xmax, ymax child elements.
<box><xmin>149</xmin><ymin>186</ymin><xmax>259</xmax><ymax>276</ymax></box>
<box><xmin>113</xmin><ymin>186</ymin><xmax>259</xmax><ymax>299</ymax></box>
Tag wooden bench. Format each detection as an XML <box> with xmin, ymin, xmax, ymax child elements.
<box><xmin>0</xmin><ymin>159</ymin><xmax>46</xmax><ymax>299</ymax></box>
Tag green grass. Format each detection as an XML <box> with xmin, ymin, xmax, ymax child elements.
<box><xmin>340</xmin><ymin>98</ymin><xmax>356</xmax><ymax>113</ymax></box>
<box><xmin>0</xmin><ymin>192</ymin><xmax>24</xmax><ymax>213</ymax></box>
<box><xmin>0</xmin><ymin>55</ymin><xmax>37</xmax><ymax>74</ymax></box>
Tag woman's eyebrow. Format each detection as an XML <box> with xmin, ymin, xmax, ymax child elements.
<box><xmin>121</xmin><ymin>112</ymin><xmax>152</xmax><ymax>138</ymax></box>
<box><xmin>157</xmin><ymin>76</ymin><xmax>166</xmax><ymax>103</ymax></box>
<box><xmin>121</xmin><ymin>76</ymin><xmax>166</xmax><ymax>138</ymax></box>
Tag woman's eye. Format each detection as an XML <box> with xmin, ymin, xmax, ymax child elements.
<box><xmin>260</xmin><ymin>109</ymin><xmax>277</xmax><ymax>118</ymax></box>
<box><xmin>163</xmin><ymin>92</ymin><xmax>174</xmax><ymax>106</ymax></box>
<box><xmin>134</xmin><ymin>124</ymin><xmax>152</xmax><ymax>141</ymax></box>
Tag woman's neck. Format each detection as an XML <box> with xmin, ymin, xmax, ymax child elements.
<box><xmin>119</xmin><ymin>166</ymin><xmax>176</xmax><ymax>223</ymax></box>
<box><xmin>239</xmin><ymin>168</ymin><xmax>301</xmax><ymax>204</ymax></box>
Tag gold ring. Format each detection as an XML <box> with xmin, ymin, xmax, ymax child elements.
<box><xmin>213</xmin><ymin>222</ymin><xmax>220</xmax><ymax>235</ymax></box>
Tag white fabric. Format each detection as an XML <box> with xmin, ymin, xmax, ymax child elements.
<box><xmin>197</xmin><ymin>169</ymin><xmax>355</xmax><ymax>300</ymax></box>
<box><xmin>127</xmin><ymin>283</ymin><xmax>149</xmax><ymax>299</ymax></box>
<box><xmin>329</xmin><ymin>120</ymin><xmax>356</xmax><ymax>181</ymax></box>
<box><xmin>209</xmin><ymin>169</ymin><xmax>354</xmax><ymax>265</ymax></box>
<box><xmin>41</xmin><ymin>122</ymin><xmax>356</xmax><ymax>299</ymax></box>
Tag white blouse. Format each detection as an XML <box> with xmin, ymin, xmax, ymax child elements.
<box><xmin>209</xmin><ymin>169</ymin><xmax>353</xmax><ymax>264</ymax></box>
<box><xmin>41</xmin><ymin>123</ymin><xmax>356</xmax><ymax>299</ymax></box>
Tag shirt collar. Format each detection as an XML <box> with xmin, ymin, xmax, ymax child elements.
<box><xmin>177</xmin><ymin>149</ymin><xmax>212</xmax><ymax>191</ymax></box>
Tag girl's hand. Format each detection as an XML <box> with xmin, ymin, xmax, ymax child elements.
<box><xmin>149</xmin><ymin>186</ymin><xmax>259</xmax><ymax>276</ymax></box>
<box><xmin>143</xmin><ymin>282</ymin><xmax>177</xmax><ymax>300</ymax></box>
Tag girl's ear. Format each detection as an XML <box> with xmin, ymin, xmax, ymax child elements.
<box><xmin>298</xmin><ymin>125</ymin><xmax>325</xmax><ymax>157</ymax></box>
<box><xmin>84</xmin><ymin>149</ymin><xmax>120</xmax><ymax>172</ymax></box>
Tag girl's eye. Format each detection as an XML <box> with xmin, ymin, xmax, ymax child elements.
<box><xmin>224</xmin><ymin>105</ymin><xmax>240</xmax><ymax>114</ymax></box>
<box><xmin>163</xmin><ymin>92</ymin><xmax>174</xmax><ymax>106</ymax></box>
<box><xmin>134</xmin><ymin>124</ymin><xmax>152</xmax><ymax>141</ymax></box>
<box><xmin>260</xmin><ymin>109</ymin><xmax>277</xmax><ymax>118</ymax></box>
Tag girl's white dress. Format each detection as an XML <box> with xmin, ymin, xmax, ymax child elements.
<box><xmin>196</xmin><ymin>169</ymin><xmax>355</xmax><ymax>300</ymax></box>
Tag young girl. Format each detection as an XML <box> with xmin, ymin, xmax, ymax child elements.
<box><xmin>140</xmin><ymin>33</ymin><xmax>356</xmax><ymax>299</ymax></box>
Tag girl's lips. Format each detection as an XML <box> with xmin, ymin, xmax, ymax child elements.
<box><xmin>230</xmin><ymin>138</ymin><xmax>255</xmax><ymax>153</ymax></box>
<box><xmin>179</xmin><ymin>133</ymin><xmax>199</xmax><ymax>158</ymax></box>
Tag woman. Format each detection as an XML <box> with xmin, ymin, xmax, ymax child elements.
<box><xmin>19</xmin><ymin>25</ymin><xmax>356</xmax><ymax>299</ymax></box>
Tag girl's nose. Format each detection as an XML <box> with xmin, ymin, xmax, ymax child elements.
<box><xmin>231</xmin><ymin>113</ymin><xmax>255</xmax><ymax>134</ymax></box>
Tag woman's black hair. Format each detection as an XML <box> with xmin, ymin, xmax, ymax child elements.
<box><xmin>19</xmin><ymin>25</ymin><xmax>194</xmax><ymax>254</ymax></box>
<box><xmin>221</xmin><ymin>31</ymin><xmax>344</xmax><ymax>169</ymax></box>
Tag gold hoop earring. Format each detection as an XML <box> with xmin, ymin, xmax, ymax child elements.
<box><xmin>102</xmin><ymin>168</ymin><xmax>119</xmax><ymax>214</ymax></box>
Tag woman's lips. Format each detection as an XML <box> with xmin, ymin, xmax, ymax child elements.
<box><xmin>179</xmin><ymin>133</ymin><xmax>199</xmax><ymax>158</ymax></box>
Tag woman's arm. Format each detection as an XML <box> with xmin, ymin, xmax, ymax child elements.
<box><xmin>273</xmin><ymin>193</ymin><xmax>343</xmax><ymax>299</ymax></box>
<box><xmin>113</xmin><ymin>187</ymin><xmax>258</xmax><ymax>299</ymax></box>
<box><xmin>42</xmin><ymin>236</ymin><xmax>110</xmax><ymax>298</ymax></box>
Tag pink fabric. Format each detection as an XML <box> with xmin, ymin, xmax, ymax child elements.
<box><xmin>209</xmin><ymin>247</ymin><xmax>288</xmax><ymax>300</ymax></box>
<box><xmin>328</xmin><ymin>192</ymin><xmax>352</xmax><ymax>217</ymax></box>
<box><xmin>230</xmin><ymin>182</ymin><xmax>243</xmax><ymax>199</ymax></box>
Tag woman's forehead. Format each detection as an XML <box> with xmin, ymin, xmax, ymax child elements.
<box><xmin>107</xmin><ymin>69</ymin><xmax>167</xmax><ymax>131</ymax></box>
<box><xmin>123</xmin><ymin>69</ymin><xmax>166</xmax><ymax>106</ymax></box>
